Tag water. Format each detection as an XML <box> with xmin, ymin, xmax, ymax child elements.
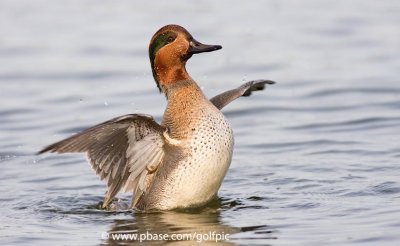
<box><xmin>1</xmin><ymin>0</ymin><xmax>400</xmax><ymax>245</ymax></box>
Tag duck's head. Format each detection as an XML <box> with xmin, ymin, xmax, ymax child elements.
<box><xmin>149</xmin><ymin>24</ymin><xmax>222</xmax><ymax>92</ymax></box>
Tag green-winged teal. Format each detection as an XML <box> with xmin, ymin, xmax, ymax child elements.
<box><xmin>39</xmin><ymin>24</ymin><xmax>275</xmax><ymax>211</ymax></box>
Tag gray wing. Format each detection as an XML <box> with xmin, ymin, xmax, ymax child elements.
<box><xmin>210</xmin><ymin>80</ymin><xmax>275</xmax><ymax>110</ymax></box>
<box><xmin>38</xmin><ymin>114</ymin><xmax>167</xmax><ymax>208</ymax></box>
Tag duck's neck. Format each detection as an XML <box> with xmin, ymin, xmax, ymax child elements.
<box><xmin>161</xmin><ymin>79</ymin><xmax>207</xmax><ymax>139</ymax></box>
<box><xmin>152</xmin><ymin>62</ymin><xmax>191</xmax><ymax>91</ymax></box>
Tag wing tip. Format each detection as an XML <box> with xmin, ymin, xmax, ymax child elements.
<box><xmin>102</xmin><ymin>198</ymin><xmax>111</xmax><ymax>208</ymax></box>
<box><xmin>36</xmin><ymin>145</ymin><xmax>55</xmax><ymax>155</ymax></box>
<box><xmin>242</xmin><ymin>79</ymin><xmax>276</xmax><ymax>96</ymax></box>
<box><xmin>261</xmin><ymin>79</ymin><xmax>276</xmax><ymax>85</ymax></box>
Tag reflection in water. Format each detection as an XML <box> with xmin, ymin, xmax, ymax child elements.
<box><xmin>106</xmin><ymin>209</ymin><xmax>238</xmax><ymax>245</ymax></box>
<box><xmin>104</xmin><ymin>199</ymin><xmax>276</xmax><ymax>245</ymax></box>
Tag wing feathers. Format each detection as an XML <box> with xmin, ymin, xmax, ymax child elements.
<box><xmin>38</xmin><ymin>114</ymin><xmax>168</xmax><ymax>208</ymax></box>
<box><xmin>210</xmin><ymin>80</ymin><xmax>275</xmax><ymax>110</ymax></box>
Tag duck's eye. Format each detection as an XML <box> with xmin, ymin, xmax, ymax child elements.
<box><xmin>167</xmin><ymin>36</ymin><xmax>175</xmax><ymax>43</ymax></box>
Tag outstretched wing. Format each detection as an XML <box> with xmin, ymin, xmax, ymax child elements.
<box><xmin>38</xmin><ymin>114</ymin><xmax>167</xmax><ymax>207</ymax></box>
<box><xmin>210</xmin><ymin>80</ymin><xmax>275</xmax><ymax>110</ymax></box>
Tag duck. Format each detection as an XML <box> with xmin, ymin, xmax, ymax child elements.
<box><xmin>38</xmin><ymin>24</ymin><xmax>275</xmax><ymax>211</ymax></box>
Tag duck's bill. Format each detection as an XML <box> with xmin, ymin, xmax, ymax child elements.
<box><xmin>188</xmin><ymin>39</ymin><xmax>222</xmax><ymax>55</ymax></box>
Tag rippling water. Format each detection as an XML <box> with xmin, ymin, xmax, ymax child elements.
<box><xmin>1</xmin><ymin>0</ymin><xmax>400</xmax><ymax>245</ymax></box>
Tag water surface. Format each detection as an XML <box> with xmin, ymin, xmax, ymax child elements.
<box><xmin>1</xmin><ymin>1</ymin><xmax>400</xmax><ymax>245</ymax></box>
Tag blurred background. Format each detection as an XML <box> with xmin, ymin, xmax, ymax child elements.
<box><xmin>1</xmin><ymin>0</ymin><xmax>399</xmax><ymax>245</ymax></box>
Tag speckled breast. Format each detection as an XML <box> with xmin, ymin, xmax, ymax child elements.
<box><xmin>169</xmin><ymin>106</ymin><xmax>233</xmax><ymax>207</ymax></box>
<box><xmin>154</xmin><ymin>100</ymin><xmax>234</xmax><ymax>209</ymax></box>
